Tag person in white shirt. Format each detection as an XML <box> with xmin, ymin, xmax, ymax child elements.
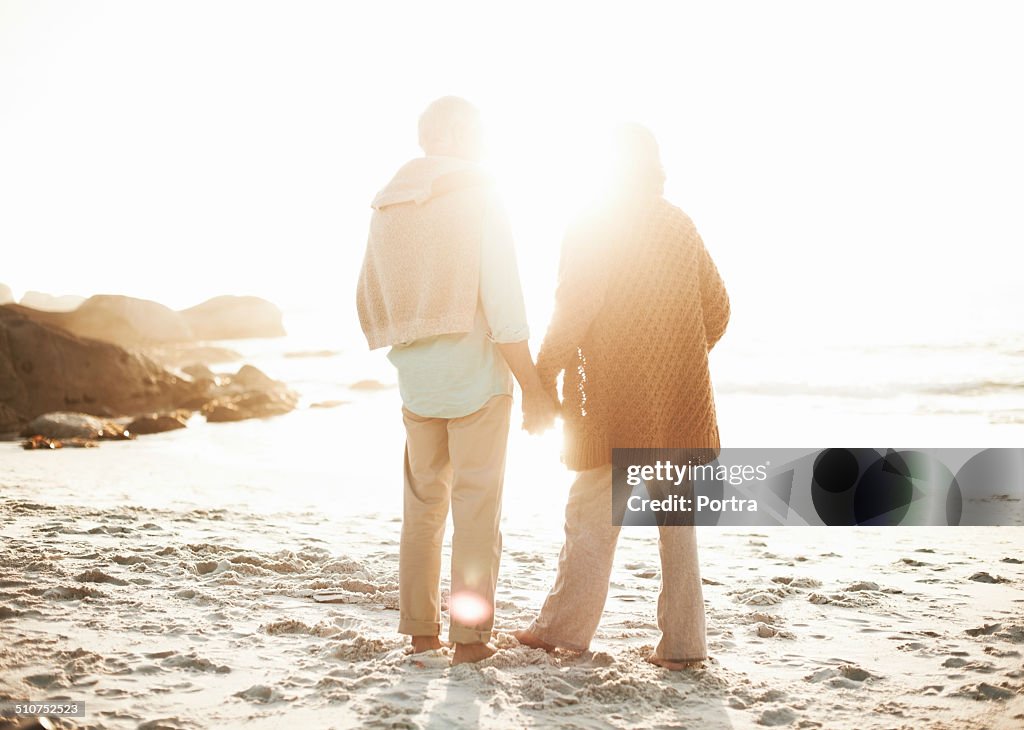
<box><xmin>357</xmin><ymin>96</ymin><xmax>556</xmax><ymax>665</ymax></box>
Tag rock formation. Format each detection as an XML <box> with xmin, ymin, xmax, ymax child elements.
<box><xmin>200</xmin><ymin>365</ymin><xmax>299</xmax><ymax>423</ymax></box>
<box><xmin>180</xmin><ymin>295</ymin><xmax>286</xmax><ymax>340</ymax></box>
<box><xmin>19</xmin><ymin>290</ymin><xmax>86</xmax><ymax>312</ymax></box>
<box><xmin>4</xmin><ymin>297</ymin><xmax>190</xmax><ymax>348</ymax></box>
<box><xmin>2</xmin><ymin>302</ymin><xmax>298</xmax><ymax>438</ymax></box>
<box><xmin>126</xmin><ymin>410</ymin><xmax>191</xmax><ymax>435</ymax></box>
<box><xmin>0</xmin><ymin>305</ymin><xmax>195</xmax><ymax>434</ymax></box>
<box><xmin>21</xmin><ymin>412</ymin><xmax>133</xmax><ymax>440</ymax></box>
<box><xmin>8</xmin><ymin>294</ymin><xmax>286</xmax><ymax>349</ymax></box>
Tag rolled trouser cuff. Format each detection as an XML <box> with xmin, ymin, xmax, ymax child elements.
<box><xmin>399</xmin><ymin>618</ymin><xmax>441</xmax><ymax>637</ymax></box>
<box><xmin>449</xmin><ymin>625</ymin><xmax>491</xmax><ymax>645</ymax></box>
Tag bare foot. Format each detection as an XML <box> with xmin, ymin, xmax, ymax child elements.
<box><xmin>513</xmin><ymin>629</ymin><xmax>556</xmax><ymax>652</ymax></box>
<box><xmin>451</xmin><ymin>642</ymin><xmax>496</xmax><ymax>665</ymax></box>
<box><xmin>409</xmin><ymin>636</ymin><xmax>443</xmax><ymax>654</ymax></box>
<box><xmin>646</xmin><ymin>654</ymin><xmax>705</xmax><ymax>670</ymax></box>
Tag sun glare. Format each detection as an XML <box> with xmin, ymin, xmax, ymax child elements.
<box><xmin>448</xmin><ymin>590</ymin><xmax>493</xmax><ymax>626</ymax></box>
<box><xmin>482</xmin><ymin>113</ymin><xmax>617</xmax><ymax>336</ymax></box>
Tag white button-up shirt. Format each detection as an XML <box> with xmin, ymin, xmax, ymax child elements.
<box><xmin>387</xmin><ymin>197</ymin><xmax>529</xmax><ymax>419</ymax></box>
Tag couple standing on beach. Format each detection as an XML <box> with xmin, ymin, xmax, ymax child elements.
<box><xmin>356</xmin><ymin>96</ymin><xmax>730</xmax><ymax>667</ymax></box>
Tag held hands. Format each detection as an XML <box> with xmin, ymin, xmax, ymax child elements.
<box><xmin>521</xmin><ymin>387</ymin><xmax>559</xmax><ymax>435</ymax></box>
<box><xmin>494</xmin><ymin>341</ymin><xmax>559</xmax><ymax>434</ymax></box>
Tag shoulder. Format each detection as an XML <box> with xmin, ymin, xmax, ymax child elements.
<box><xmin>430</xmin><ymin>171</ymin><xmax>495</xmax><ymax>209</ymax></box>
<box><xmin>652</xmin><ymin>199</ymin><xmax>696</xmax><ymax>234</ymax></box>
<box><xmin>647</xmin><ymin>200</ymin><xmax>702</xmax><ymax>255</ymax></box>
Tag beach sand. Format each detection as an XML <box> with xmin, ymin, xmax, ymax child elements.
<box><xmin>3</xmin><ymin>328</ymin><xmax>1024</xmax><ymax>729</ymax></box>
<box><xmin>2</xmin><ymin>412</ymin><xmax>1023</xmax><ymax>729</ymax></box>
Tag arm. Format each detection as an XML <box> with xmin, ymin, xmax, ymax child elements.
<box><xmin>498</xmin><ymin>339</ymin><xmax>557</xmax><ymax>433</ymax></box>
<box><xmin>479</xmin><ymin>195</ymin><xmax>557</xmax><ymax>432</ymax></box>
<box><xmin>498</xmin><ymin>341</ymin><xmax>545</xmax><ymax>395</ymax></box>
<box><xmin>536</xmin><ymin>219</ymin><xmax>610</xmax><ymax>400</ymax></box>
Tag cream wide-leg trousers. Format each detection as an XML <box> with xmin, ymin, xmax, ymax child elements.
<box><xmin>398</xmin><ymin>394</ymin><xmax>511</xmax><ymax>645</ymax></box>
<box><xmin>527</xmin><ymin>464</ymin><xmax>708</xmax><ymax>661</ymax></box>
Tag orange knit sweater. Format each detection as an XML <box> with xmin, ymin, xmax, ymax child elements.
<box><xmin>536</xmin><ymin>195</ymin><xmax>730</xmax><ymax>471</ymax></box>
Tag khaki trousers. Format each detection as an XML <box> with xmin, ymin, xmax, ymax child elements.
<box><xmin>398</xmin><ymin>394</ymin><xmax>511</xmax><ymax>644</ymax></box>
<box><xmin>528</xmin><ymin>464</ymin><xmax>708</xmax><ymax>661</ymax></box>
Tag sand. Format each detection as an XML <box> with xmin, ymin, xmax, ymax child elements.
<box><xmin>2</xmin><ymin>480</ymin><xmax>1023</xmax><ymax>729</ymax></box>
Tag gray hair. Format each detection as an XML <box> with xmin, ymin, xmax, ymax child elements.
<box><xmin>611</xmin><ymin>122</ymin><xmax>666</xmax><ymax>195</ymax></box>
<box><xmin>418</xmin><ymin>96</ymin><xmax>481</xmax><ymax>153</ymax></box>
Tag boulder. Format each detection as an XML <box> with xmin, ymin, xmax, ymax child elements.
<box><xmin>204</xmin><ymin>391</ymin><xmax>297</xmax><ymax>422</ymax></box>
<box><xmin>19</xmin><ymin>290</ymin><xmax>86</xmax><ymax>312</ymax></box>
<box><xmin>0</xmin><ymin>282</ymin><xmax>13</xmax><ymax>305</ymax></box>
<box><xmin>202</xmin><ymin>365</ymin><xmax>298</xmax><ymax>423</ymax></box>
<box><xmin>0</xmin><ymin>306</ymin><xmax>298</xmax><ymax>435</ymax></box>
<box><xmin>0</xmin><ymin>305</ymin><xmax>195</xmax><ymax>433</ymax></box>
<box><xmin>203</xmin><ymin>401</ymin><xmax>248</xmax><ymax>423</ymax></box>
<box><xmin>11</xmin><ymin>293</ymin><xmax>285</xmax><ymax>347</ymax></box>
<box><xmin>182</xmin><ymin>364</ymin><xmax>217</xmax><ymax>382</ymax></box>
<box><xmin>180</xmin><ymin>296</ymin><xmax>286</xmax><ymax>340</ymax></box>
<box><xmin>126</xmin><ymin>411</ymin><xmax>190</xmax><ymax>435</ymax></box>
<box><xmin>67</xmin><ymin>295</ymin><xmax>194</xmax><ymax>346</ymax></box>
<box><xmin>7</xmin><ymin>296</ymin><xmax>192</xmax><ymax>347</ymax></box>
<box><xmin>231</xmin><ymin>364</ymin><xmax>279</xmax><ymax>391</ymax></box>
<box><xmin>21</xmin><ymin>412</ymin><xmax>133</xmax><ymax>440</ymax></box>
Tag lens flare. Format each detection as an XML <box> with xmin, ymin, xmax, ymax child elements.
<box><xmin>448</xmin><ymin>591</ymin><xmax>492</xmax><ymax>626</ymax></box>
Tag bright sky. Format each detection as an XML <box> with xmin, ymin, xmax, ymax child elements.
<box><xmin>1</xmin><ymin>1</ymin><xmax>1022</xmax><ymax>342</ymax></box>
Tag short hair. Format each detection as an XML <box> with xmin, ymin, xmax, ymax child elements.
<box><xmin>418</xmin><ymin>96</ymin><xmax>480</xmax><ymax>153</ymax></box>
<box><xmin>611</xmin><ymin>122</ymin><xmax>666</xmax><ymax>194</ymax></box>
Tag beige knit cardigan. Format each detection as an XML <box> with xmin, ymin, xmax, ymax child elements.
<box><xmin>357</xmin><ymin>158</ymin><xmax>492</xmax><ymax>350</ymax></box>
<box><xmin>536</xmin><ymin>195</ymin><xmax>730</xmax><ymax>471</ymax></box>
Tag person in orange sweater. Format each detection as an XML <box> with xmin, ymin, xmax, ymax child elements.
<box><xmin>514</xmin><ymin>123</ymin><xmax>730</xmax><ymax>669</ymax></box>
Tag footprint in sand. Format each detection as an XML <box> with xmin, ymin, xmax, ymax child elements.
<box><xmin>984</xmin><ymin>646</ymin><xmax>1022</xmax><ymax>658</ymax></box>
<box><xmin>969</xmin><ymin>571</ymin><xmax>1012</xmax><ymax>584</ymax></box>
<box><xmin>941</xmin><ymin>657</ymin><xmax>997</xmax><ymax>674</ymax></box>
<box><xmin>995</xmin><ymin>624</ymin><xmax>1024</xmax><ymax>643</ymax></box>
<box><xmin>42</xmin><ymin>585</ymin><xmax>107</xmax><ymax>601</ymax></box>
<box><xmin>757</xmin><ymin>706</ymin><xmax>798</xmax><ymax>726</ymax></box>
<box><xmin>807</xmin><ymin>591</ymin><xmax>879</xmax><ymax>608</ymax></box>
<box><xmin>235</xmin><ymin>683</ymin><xmax>288</xmax><ymax>703</ymax></box>
<box><xmin>952</xmin><ymin>682</ymin><xmax>1016</xmax><ymax>701</ymax></box>
<box><xmin>844</xmin><ymin>581</ymin><xmax>880</xmax><ymax>592</ymax></box>
<box><xmin>804</xmin><ymin>663</ymin><xmax>877</xmax><ymax>688</ymax></box>
<box><xmin>771</xmin><ymin>576</ymin><xmax>821</xmax><ymax>589</ymax></box>
<box><xmin>75</xmin><ymin>569</ymin><xmax>129</xmax><ymax>586</ymax></box>
<box><xmin>965</xmin><ymin>622</ymin><xmax>1002</xmax><ymax>637</ymax></box>
<box><xmin>899</xmin><ymin>558</ymin><xmax>929</xmax><ymax>567</ymax></box>
<box><xmin>730</xmin><ymin>585</ymin><xmax>795</xmax><ymax>605</ymax></box>
<box><xmin>754</xmin><ymin>622</ymin><xmax>795</xmax><ymax>639</ymax></box>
